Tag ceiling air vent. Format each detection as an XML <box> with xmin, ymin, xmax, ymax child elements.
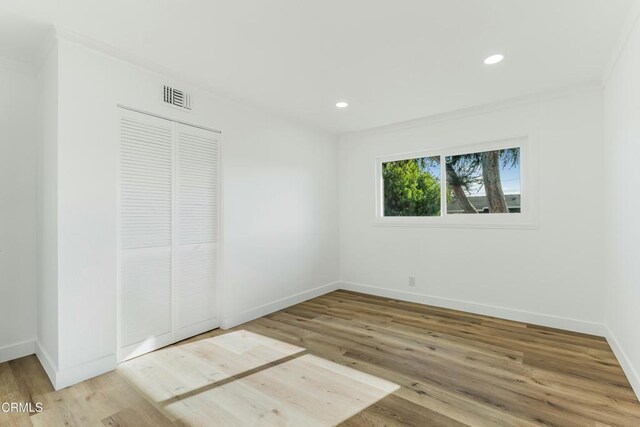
<box><xmin>163</xmin><ymin>85</ymin><xmax>192</xmax><ymax>110</ymax></box>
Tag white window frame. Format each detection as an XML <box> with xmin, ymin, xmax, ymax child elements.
<box><xmin>374</xmin><ymin>135</ymin><xmax>538</xmax><ymax>229</ymax></box>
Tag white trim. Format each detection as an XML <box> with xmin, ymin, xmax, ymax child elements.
<box><xmin>0</xmin><ymin>340</ymin><xmax>35</xmax><ymax>364</ymax></box>
<box><xmin>115</xmin><ymin>105</ymin><xmax>122</xmax><ymax>364</ymax></box>
<box><xmin>341</xmin><ymin>82</ymin><xmax>601</xmax><ymax>139</ymax></box>
<box><xmin>371</xmin><ymin>221</ymin><xmax>537</xmax><ymax>230</ymax></box>
<box><xmin>118</xmin><ymin>104</ymin><xmax>221</xmax><ymax>134</ymax></box>
<box><xmin>339</xmin><ymin>281</ymin><xmax>606</xmax><ymax>337</ymax></box>
<box><xmin>35</xmin><ymin>341</ymin><xmax>57</xmax><ymax>389</ymax></box>
<box><xmin>375</xmin><ymin>134</ymin><xmax>538</xmax><ymax>229</ymax></box>
<box><xmin>220</xmin><ymin>281</ymin><xmax>340</xmax><ymax>329</ymax></box>
<box><xmin>53</xmin><ymin>27</ymin><xmax>327</xmax><ymax>134</ymax></box>
<box><xmin>217</xmin><ymin>127</ymin><xmax>226</xmax><ymax>335</ymax></box>
<box><xmin>170</xmin><ymin>115</ymin><xmax>179</xmax><ymax>358</ymax></box>
<box><xmin>36</xmin><ymin>341</ymin><xmax>116</xmax><ymax>390</ymax></box>
<box><xmin>33</xmin><ymin>27</ymin><xmax>58</xmax><ymax>75</ymax></box>
<box><xmin>54</xmin><ymin>27</ymin><xmax>195</xmax><ymax>89</ymax></box>
<box><xmin>0</xmin><ymin>56</ymin><xmax>36</xmax><ymax>76</ymax></box>
<box><xmin>604</xmin><ymin>327</ymin><xmax>640</xmax><ymax>401</ymax></box>
<box><xmin>602</xmin><ymin>0</ymin><xmax>640</xmax><ymax>85</ymax></box>
<box><xmin>55</xmin><ymin>354</ymin><xmax>117</xmax><ymax>390</ymax></box>
<box><xmin>175</xmin><ymin>318</ymin><xmax>220</xmax><ymax>342</ymax></box>
<box><xmin>119</xmin><ymin>332</ymin><xmax>173</xmax><ymax>362</ymax></box>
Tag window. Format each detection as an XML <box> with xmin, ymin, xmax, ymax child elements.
<box><xmin>382</xmin><ymin>156</ymin><xmax>441</xmax><ymax>217</ymax></box>
<box><xmin>376</xmin><ymin>136</ymin><xmax>536</xmax><ymax>228</ymax></box>
<box><xmin>446</xmin><ymin>147</ymin><xmax>520</xmax><ymax>215</ymax></box>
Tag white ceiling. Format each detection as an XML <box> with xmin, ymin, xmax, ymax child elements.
<box><xmin>0</xmin><ymin>0</ymin><xmax>634</xmax><ymax>132</ymax></box>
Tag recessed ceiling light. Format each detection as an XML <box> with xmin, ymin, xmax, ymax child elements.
<box><xmin>484</xmin><ymin>54</ymin><xmax>504</xmax><ymax>65</ymax></box>
<box><xmin>335</xmin><ymin>101</ymin><xmax>349</xmax><ymax>109</ymax></box>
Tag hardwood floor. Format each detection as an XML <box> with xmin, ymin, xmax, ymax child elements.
<box><xmin>1</xmin><ymin>290</ymin><xmax>639</xmax><ymax>426</ymax></box>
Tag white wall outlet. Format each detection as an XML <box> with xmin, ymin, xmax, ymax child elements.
<box><xmin>408</xmin><ymin>276</ymin><xmax>416</xmax><ymax>287</ymax></box>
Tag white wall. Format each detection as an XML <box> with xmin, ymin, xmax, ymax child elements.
<box><xmin>45</xmin><ymin>37</ymin><xmax>338</xmax><ymax>387</ymax></box>
<box><xmin>339</xmin><ymin>88</ymin><xmax>606</xmax><ymax>334</ymax></box>
<box><xmin>603</xmin><ymin>3</ymin><xmax>640</xmax><ymax>397</ymax></box>
<box><xmin>0</xmin><ymin>62</ymin><xmax>38</xmax><ymax>363</ymax></box>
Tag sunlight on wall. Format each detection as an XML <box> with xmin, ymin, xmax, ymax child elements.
<box><xmin>118</xmin><ymin>330</ymin><xmax>399</xmax><ymax>426</ymax></box>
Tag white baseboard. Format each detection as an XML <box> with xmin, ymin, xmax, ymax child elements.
<box><xmin>339</xmin><ymin>281</ymin><xmax>606</xmax><ymax>337</ymax></box>
<box><xmin>604</xmin><ymin>327</ymin><xmax>640</xmax><ymax>401</ymax></box>
<box><xmin>0</xmin><ymin>340</ymin><xmax>35</xmax><ymax>364</ymax></box>
<box><xmin>220</xmin><ymin>281</ymin><xmax>340</xmax><ymax>329</ymax></box>
<box><xmin>35</xmin><ymin>341</ymin><xmax>57</xmax><ymax>388</ymax></box>
<box><xmin>55</xmin><ymin>354</ymin><xmax>117</xmax><ymax>390</ymax></box>
<box><xmin>35</xmin><ymin>341</ymin><xmax>116</xmax><ymax>390</ymax></box>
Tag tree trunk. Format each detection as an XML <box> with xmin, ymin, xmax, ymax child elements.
<box><xmin>481</xmin><ymin>150</ymin><xmax>508</xmax><ymax>213</ymax></box>
<box><xmin>446</xmin><ymin>163</ymin><xmax>478</xmax><ymax>213</ymax></box>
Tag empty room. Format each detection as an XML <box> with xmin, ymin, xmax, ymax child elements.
<box><xmin>1</xmin><ymin>0</ymin><xmax>640</xmax><ymax>425</ymax></box>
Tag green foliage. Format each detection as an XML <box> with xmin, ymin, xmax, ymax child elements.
<box><xmin>383</xmin><ymin>158</ymin><xmax>441</xmax><ymax>216</ymax></box>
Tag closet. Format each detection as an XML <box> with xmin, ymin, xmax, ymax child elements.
<box><xmin>118</xmin><ymin>107</ymin><xmax>221</xmax><ymax>361</ymax></box>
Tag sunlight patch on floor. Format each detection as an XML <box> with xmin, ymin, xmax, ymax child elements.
<box><xmin>119</xmin><ymin>330</ymin><xmax>399</xmax><ymax>426</ymax></box>
<box><xmin>119</xmin><ymin>330</ymin><xmax>304</xmax><ymax>402</ymax></box>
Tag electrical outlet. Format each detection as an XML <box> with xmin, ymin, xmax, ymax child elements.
<box><xmin>408</xmin><ymin>276</ymin><xmax>416</xmax><ymax>287</ymax></box>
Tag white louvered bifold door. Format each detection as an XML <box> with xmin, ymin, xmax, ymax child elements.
<box><xmin>175</xmin><ymin>124</ymin><xmax>219</xmax><ymax>339</ymax></box>
<box><xmin>119</xmin><ymin>111</ymin><xmax>174</xmax><ymax>358</ymax></box>
<box><xmin>118</xmin><ymin>108</ymin><xmax>220</xmax><ymax>361</ymax></box>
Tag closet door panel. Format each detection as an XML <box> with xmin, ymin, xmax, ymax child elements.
<box><xmin>120</xmin><ymin>248</ymin><xmax>172</xmax><ymax>347</ymax></box>
<box><xmin>120</xmin><ymin>117</ymin><xmax>173</xmax><ymax>249</ymax></box>
<box><xmin>177</xmin><ymin>130</ymin><xmax>219</xmax><ymax>244</ymax></box>
<box><xmin>119</xmin><ymin>111</ymin><xmax>174</xmax><ymax>354</ymax></box>
<box><xmin>177</xmin><ymin>246</ymin><xmax>217</xmax><ymax>329</ymax></box>
<box><xmin>176</xmin><ymin>124</ymin><xmax>220</xmax><ymax>330</ymax></box>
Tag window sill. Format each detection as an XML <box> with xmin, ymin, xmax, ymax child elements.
<box><xmin>373</xmin><ymin>218</ymin><xmax>538</xmax><ymax>230</ymax></box>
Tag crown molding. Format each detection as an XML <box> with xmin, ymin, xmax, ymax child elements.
<box><xmin>54</xmin><ymin>26</ymin><xmax>192</xmax><ymax>86</ymax></box>
<box><xmin>602</xmin><ymin>0</ymin><xmax>640</xmax><ymax>86</ymax></box>
<box><xmin>0</xmin><ymin>56</ymin><xmax>36</xmax><ymax>76</ymax></box>
<box><xmin>32</xmin><ymin>26</ymin><xmax>59</xmax><ymax>75</ymax></box>
<box><xmin>340</xmin><ymin>81</ymin><xmax>602</xmax><ymax>140</ymax></box>
<box><xmin>52</xmin><ymin>26</ymin><xmax>334</xmax><ymax>136</ymax></box>
<box><xmin>2</xmin><ymin>25</ymin><xmax>60</xmax><ymax>76</ymax></box>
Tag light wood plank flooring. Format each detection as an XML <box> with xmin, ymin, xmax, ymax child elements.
<box><xmin>1</xmin><ymin>290</ymin><xmax>639</xmax><ymax>426</ymax></box>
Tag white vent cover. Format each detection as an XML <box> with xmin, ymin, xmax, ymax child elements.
<box><xmin>163</xmin><ymin>85</ymin><xmax>192</xmax><ymax>110</ymax></box>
